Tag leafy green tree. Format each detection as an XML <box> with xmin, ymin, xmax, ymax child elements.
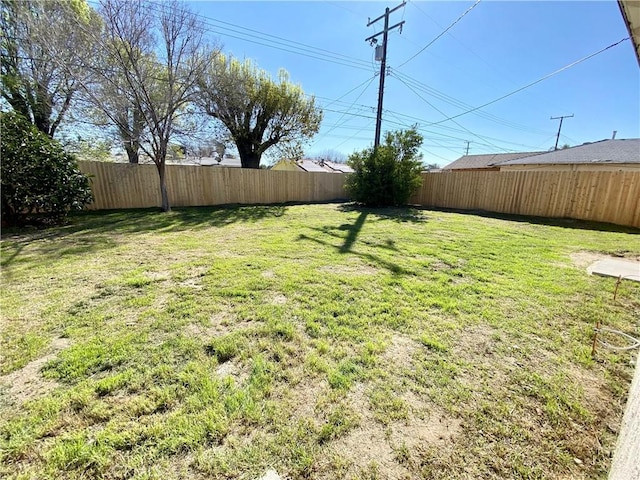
<box><xmin>0</xmin><ymin>0</ymin><xmax>100</xmax><ymax>137</ymax></box>
<box><xmin>1</xmin><ymin>112</ymin><xmax>93</xmax><ymax>226</ymax></box>
<box><xmin>345</xmin><ymin>127</ymin><xmax>424</xmax><ymax>207</ymax></box>
<box><xmin>196</xmin><ymin>55</ymin><xmax>323</xmax><ymax>169</ymax></box>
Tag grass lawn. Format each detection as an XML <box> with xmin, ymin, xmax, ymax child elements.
<box><xmin>1</xmin><ymin>203</ymin><xmax>639</xmax><ymax>480</ymax></box>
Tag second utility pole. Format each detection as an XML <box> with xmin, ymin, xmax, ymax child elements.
<box><xmin>366</xmin><ymin>2</ymin><xmax>405</xmax><ymax>148</ymax></box>
<box><xmin>551</xmin><ymin>114</ymin><xmax>574</xmax><ymax>150</ymax></box>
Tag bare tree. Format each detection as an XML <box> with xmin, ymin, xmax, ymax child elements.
<box><xmin>310</xmin><ymin>149</ymin><xmax>347</xmax><ymax>164</ymax></box>
<box><xmin>94</xmin><ymin>0</ymin><xmax>210</xmax><ymax>211</ymax></box>
<box><xmin>79</xmin><ymin>39</ymin><xmax>150</xmax><ymax>164</ymax></box>
<box><xmin>0</xmin><ymin>0</ymin><xmax>100</xmax><ymax>137</ymax></box>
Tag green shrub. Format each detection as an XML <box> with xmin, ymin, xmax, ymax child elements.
<box><xmin>1</xmin><ymin>112</ymin><xmax>93</xmax><ymax>226</ymax></box>
<box><xmin>345</xmin><ymin>127</ymin><xmax>424</xmax><ymax>206</ymax></box>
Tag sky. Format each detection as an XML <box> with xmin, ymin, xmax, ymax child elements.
<box><xmin>183</xmin><ymin>0</ymin><xmax>639</xmax><ymax>166</ymax></box>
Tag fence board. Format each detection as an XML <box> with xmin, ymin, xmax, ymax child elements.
<box><xmin>79</xmin><ymin>161</ymin><xmax>349</xmax><ymax>211</ymax></box>
<box><xmin>79</xmin><ymin>162</ymin><xmax>639</xmax><ymax>228</ymax></box>
<box><xmin>410</xmin><ymin>170</ymin><xmax>640</xmax><ymax>228</ymax></box>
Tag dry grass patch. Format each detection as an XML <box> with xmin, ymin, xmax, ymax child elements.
<box><xmin>0</xmin><ymin>338</ymin><xmax>71</xmax><ymax>407</ymax></box>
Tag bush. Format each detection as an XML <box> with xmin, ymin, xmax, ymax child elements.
<box><xmin>1</xmin><ymin>112</ymin><xmax>93</xmax><ymax>226</ymax></box>
<box><xmin>345</xmin><ymin>127</ymin><xmax>424</xmax><ymax>206</ymax></box>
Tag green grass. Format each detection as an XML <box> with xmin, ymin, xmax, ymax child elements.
<box><xmin>1</xmin><ymin>203</ymin><xmax>639</xmax><ymax>479</ymax></box>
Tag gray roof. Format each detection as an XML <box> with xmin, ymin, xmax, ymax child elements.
<box><xmin>442</xmin><ymin>151</ymin><xmax>544</xmax><ymax>170</ymax></box>
<box><xmin>497</xmin><ymin>139</ymin><xmax>640</xmax><ymax>166</ymax></box>
<box><xmin>322</xmin><ymin>160</ymin><xmax>354</xmax><ymax>173</ymax></box>
<box><xmin>297</xmin><ymin>159</ymin><xmax>331</xmax><ymax>172</ymax></box>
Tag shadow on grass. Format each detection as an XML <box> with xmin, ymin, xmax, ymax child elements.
<box><xmin>2</xmin><ymin>204</ymin><xmax>288</xmax><ymax>239</ymax></box>
<box><xmin>297</xmin><ymin>209</ymin><xmax>412</xmax><ymax>275</ymax></box>
<box><xmin>423</xmin><ymin>207</ymin><xmax>639</xmax><ymax>234</ymax></box>
<box><xmin>338</xmin><ymin>203</ymin><xmax>429</xmax><ymax>224</ymax></box>
<box><xmin>0</xmin><ymin>205</ymin><xmax>288</xmax><ymax>268</ymax></box>
<box><xmin>68</xmin><ymin>204</ymin><xmax>288</xmax><ymax>236</ymax></box>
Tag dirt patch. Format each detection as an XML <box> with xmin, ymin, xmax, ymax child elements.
<box><xmin>430</xmin><ymin>260</ymin><xmax>451</xmax><ymax>272</ymax></box>
<box><xmin>146</xmin><ymin>271</ymin><xmax>171</xmax><ymax>282</ymax></box>
<box><xmin>389</xmin><ymin>390</ymin><xmax>462</xmax><ymax>450</ymax></box>
<box><xmin>270</xmin><ymin>293</ymin><xmax>287</xmax><ymax>305</ymax></box>
<box><xmin>287</xmin><ymin>376</ymin><xmax>327</xmax><ymax>419</ymax></box>
<box><xmin>176</xmin><ymin>266</ymin><xmax>210</xmax><ymax>290</ymax></box>
<box><xmin>318</xmin><ymin>264</ymin><xmax>379</xmax><ymax>276</ymax></box>
<box><xmin>317</xmin><ymin>380</ymin><xmax>461</xmax><ymax>479</ymax></box>
<box><xmin>216</xmin><ymin>359</ymin><xmax>250</xmax><ymax>385</ymax></box>
<box><xmin>321</xmin><ymin>383</ymin><xmax>408</xmax><ymax>479</ymax></box>
<box><xmin>453</xmin><ymin>324</ymin><xmax>497</xmax><ymax>360</ymax></box>
<box><xmin>261</xmin><ymin>270</ymin><xmax>275</xmax><ymax>279</ymax></box>
<box><xmin>381</xmin><ymin>334</ymin><xmax>421</xmax><ymax>370</ymax></box>
<box><xmin>184</xmin><ymin>313</ymin><xmax>255</xmax><ymax>339</ymax></box>
<box><xmin>178</xmin><ymin>278</ymin><xmax>203</xmax><ymax>290</ymax></box>
<box><xmin>0</xmin><ymin>337</ymin><xmax>71</xmax><ymax>406</ymax></box>
<box><xmin>565</xmin><ymin>363</ymin><xmax>615</xmax><ymax>417</ymax></box>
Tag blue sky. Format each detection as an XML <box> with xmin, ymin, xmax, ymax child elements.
<box><xmin>188</xmin><ymin>1</ymin><xmax>638</xmax><ymax>166</ymax></box>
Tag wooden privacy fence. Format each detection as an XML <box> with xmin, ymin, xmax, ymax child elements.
<box><xmin>79</xmin><ymin>162</ymin><xmax>640</xmax><ymax>227</ymax></box>
<box><xmin>79</xmin><ymin>161</ymin><xmax>348</xmax><ymax>210</ymax></box>
<box><xmin>410</xmin><ymin>170</ymin><xmax>640</xmax><ymax>228</ymax></box>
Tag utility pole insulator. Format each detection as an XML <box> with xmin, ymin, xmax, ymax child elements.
<box><xmin>365</xmin><ymin>2</ymin><xmax>406</xmax><ymax>148</ymax></box>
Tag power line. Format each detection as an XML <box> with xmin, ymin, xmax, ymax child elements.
<box><xmin>307</xmin><ymin>91</ymin><xmax>552</xmax><ymax>152</ymax></box>
<box><xmin>332</xmin><ymin>119</ymin><xmax>376</xmax><ymax>150</ymax></box>
<box><xmin>324</xmin><ymin>105</ymin><xmax>531</xmax><ymax>155</ymax></box>
<box><xmin>311</xmin><ymin>74</ymin><xmax>378</xmax><ymax>147</ymax></box>
<box><xmin>425</xmin><ymin>37</ymin><xmax>630</xmax><ymax>127</ymax></box>
<box><xmin>320</xmin><ymin>105</ymin><xmax>545</xmax><ymax>152</ymax></box>
<box><xmin>391</xmin><ymin>72</ymin><xmax>511</xmax><ymax>152</ymax></box>
<box><xmin>390</xmin><ymin>69</ymin><xmax>553</xmax><ymax>136</ymax></box>
<box><xmin>318</xmin><ymin>74</ymin><xmax>379</xmax><ymax>110</ymax></box>
<box><xmin>396</xmin><ymin>0</ymin><xmax>481</xmax><ymax>69</ymax></box>
<box><xmin>143</xmin><ymin>1</ymin><xmax>374</xmax><ymax>73</ymax></box>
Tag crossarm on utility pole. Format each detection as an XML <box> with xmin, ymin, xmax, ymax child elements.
<box><xmin>550</xmin><ymin>114</ymin><xmax>574</xmax><ymax>150</ymax></box>
<box><xmin>365</xmin><ymin>21</ymin><xmax>405</xmax><ymax>43</ymax></box>
<box><xmin>365</xmin><ymin>2</ymin><xmax>406</xmax><ymax>148</ymax></box>
<box><xmin>367</xmin><ymin>2</ymin><xmax>406</xmax><ymax>26</ymax></box>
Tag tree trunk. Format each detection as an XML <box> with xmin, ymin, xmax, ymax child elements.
<box><xmin>238</xmin><ymin>148</ymin><xmax>261</xmax><ymax>169</ymax></box>
<box><xmin>33</xmin><ymin>109</ymin><xmax>52</xmax><ymax>137</ymax></box>
<box><xmin>125</xmin><ymin>145</ymin><xmax>139</xmax><ymax>164</ymax></box>
<box><xmin>33</xmin><ymin>87</ymin><xmax>53</xmax><ymax>136</ymax></box>
<box><xmin>156</xmin><ymin>162</ymin><xmax>171</xmax><ymax>212</ymax></box>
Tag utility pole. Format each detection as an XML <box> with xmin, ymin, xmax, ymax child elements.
<box><xmin>366</xmin><ymin>2</ymin><xmax>406</xmax><ymax>148</ymax></box>
<box><xmin>464</xmin><ymin>140</ymin><xmax>471</xmax><ymax>156</ymax></box>
<box><xmin>550</xmin><ymin>114</ymin><xmax>574</xmax><ymax>150</ymax></box>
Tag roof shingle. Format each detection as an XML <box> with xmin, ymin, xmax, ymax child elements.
<box><xmin>442</xmin><ymin>151</ymin><xmax>544</xmax><ymax>170</ymax></box>
<box><xmin>497</xmin><ymin>139</ymin><xmax>640</xmax><ymax>166</ymax></box>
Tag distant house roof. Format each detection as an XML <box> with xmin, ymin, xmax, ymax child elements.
<box><xmin>442</xmin><ymin>152</ymin><xmax>544</xmax><ymax>170</ymax></box>
<box><xmin>199</xmin><ymin>156</ymin><xmax>242</xmax><ymax>167</ymax></box>
<box><xmin>321</xmin><ymin>160</ymin><xmax>354</xmax><ymax>173</ymax></box>
<box><xmin>163</xmin><ymin>156</ymin><xmax>243</xmax><ymax>167</ymax></box>
<box><xmin>297</xmin><ymin>159</ymin><xmax>331</xmax><ymax>172</ymax></box>
<box><xmin>279</xmin><ymin>159</ymin><xmax>353</xmax><ymax>173</ymax></box>
<box><xmin>497</xmin><ymin>139</ymin><xmax>640</xmax><ymax>166</ymax></box>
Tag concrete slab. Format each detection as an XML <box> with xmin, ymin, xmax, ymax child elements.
<box><xmin>588</xmin><ymin>259</ymin><xmax>640</xmax><ymax>282</ymax></box>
